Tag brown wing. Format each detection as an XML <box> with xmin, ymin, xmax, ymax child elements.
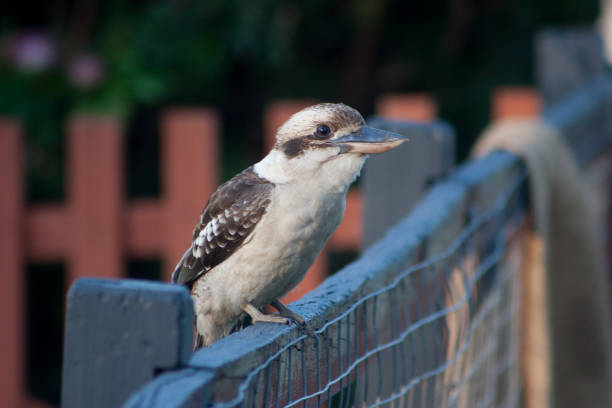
<box><xmin>172</xmin><ymin>166</ymin><xmax>274</xmax><ymax>286</ymax></box>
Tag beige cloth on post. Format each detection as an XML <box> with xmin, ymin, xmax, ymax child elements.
<box><xmin>473</xmin><ymin>120</ymin><xmax>612</xmax><ymax>408</ymax></box>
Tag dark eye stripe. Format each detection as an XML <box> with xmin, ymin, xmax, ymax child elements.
<box><xmin>281</xmin><ymin>136</ymin><xmax>310</xmax><ymax>158</ymax></box>
<box><xmin>280</xmin><ymin>124</ymin><xmax>336</xmax><ymax>158</ymax></box>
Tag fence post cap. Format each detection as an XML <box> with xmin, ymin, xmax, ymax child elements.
<box><xmin>62</xmin><ymin>278</ymin><xmax>194</xmax><ymax>408</ymax></box>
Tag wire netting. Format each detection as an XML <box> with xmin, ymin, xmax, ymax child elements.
<box><xmin>201</xmin><ymin>169</ymin><xmax>527</xmax><ymax>408</ymax></box>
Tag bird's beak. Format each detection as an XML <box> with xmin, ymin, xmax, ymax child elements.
<box><xmin>332</xmin><ymin>126</ymin><xmax>407</xmax><ymax>154</ymax></box>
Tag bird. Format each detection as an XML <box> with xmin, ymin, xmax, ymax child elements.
<box><xmin>172</xmin><ymin>103</ymin><xmax>406</xmax><ymax>348</ymax></box>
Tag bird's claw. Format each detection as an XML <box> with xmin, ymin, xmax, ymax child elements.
<box><xmin>269</xmin><ymin>299</ymin><xmax>316</xmax><ymax>338</ymax></box>
<box><xmin>296</xmin><ymin>320</ymin><xmax>316</xmax><ymax>338</ymax></box>
<box><xmin>282</xmin><ymin>315</ymin><xmax>316</xmax><ymax>339</ymax></box>
<box><xmin>242</xmin><ymin>301</ymin><xmax>317</xmax><ymax>338</ymax></box>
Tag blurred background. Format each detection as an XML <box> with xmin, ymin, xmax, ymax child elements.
<box><xmin>0</xmin><ymin>0</ymin><xmax>603</xmax><ymax>406</ymax></box>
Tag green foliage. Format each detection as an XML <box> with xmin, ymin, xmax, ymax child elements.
<box><xmin>0</xmin><ymin>0</ymin><xmax>600</xmax><ymax>201</ymax></box>
<box><xmin>0</xmin><ymin>66</ymin><xmax>68</xmax><ymax>200</ymax></box>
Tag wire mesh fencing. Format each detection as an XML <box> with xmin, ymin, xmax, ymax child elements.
<box><xmin>200</xmin><ymin>170</ymin><xmax>526</xmax><ymax>408</ymax></box>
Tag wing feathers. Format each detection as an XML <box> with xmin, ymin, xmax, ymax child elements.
<box><xmin>172</xmin><ymin>166</ymin><xmax>274</xmax><ymax>286</ymax></box>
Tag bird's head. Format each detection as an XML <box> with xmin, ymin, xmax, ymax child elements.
<box><xmin>275</xmin><ymin>103</ymin><xmax>405</xmax><ymax>157</ymax></box>
<box><xmin>256</xmin><ymin>103</ymin><xmax>406</xmax><ymax>189</ymax></box>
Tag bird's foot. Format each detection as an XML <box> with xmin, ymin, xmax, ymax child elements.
<box><xmin>270</xmin><ymin>299</ymin><xmax>305</xmax><ymax>324</ymax></box>
<box><xmin>271</xmin><ymin>299</ymin><xmax>316</xmax><ymax>338</ymax></box>
<box><xmin>243</xmin><ymin>303</ymin><xmax>291</xmax><ymax>325</ymax></box>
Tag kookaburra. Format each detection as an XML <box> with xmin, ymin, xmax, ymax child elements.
<box><xmin>172</xmin><ymin>103</ymin><xmax>406</xmax><ymax>348</ymax></box>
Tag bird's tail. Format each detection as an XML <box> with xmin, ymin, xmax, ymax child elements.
<box><xmin>194</xmin><ymin>334</ymin><xmax>204</xmax><ymax>351</ymax></box>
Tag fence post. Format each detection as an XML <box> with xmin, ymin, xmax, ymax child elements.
<box><xmin>61</xmin><ymin>278</ymin><xmax>194</xmax><ymax>408</ymax></box>
<box><xmin>0</xmin><ymin>119</ymin><xmax>25</xmax><ymax>408</ymax></box>
<box><xmin>362</xmin><ymin>115</ymin><xmax>455</xmax><ymax>249</ymax></box>
<box><xmin>376</xmin><ymin>93</ymin><xmax>438</xmax><ymax>121</ymax></box>
<box><xmin>492</xmin><ymin>87</ymin><xmax>541</xmax><ymax>119</ymax></box>
<box><xmin>536</xmin><ymin>28</ymin><xmax>608</xmax><ymax>107</ymax></box>
<box><xmin>67</xmin><ymin>116</ymin><xmax>124</xmax><ymax>285</ymax></box>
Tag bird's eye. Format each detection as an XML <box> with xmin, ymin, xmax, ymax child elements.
<box><xmin>314</xmin><ymin>124</ymin><xmax>331</xmax><ymax>139</ymax></box>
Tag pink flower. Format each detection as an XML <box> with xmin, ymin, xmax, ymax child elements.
<box><xmin>4</xmin><ymin>31</ymin><xmax>56</xmax><ymax>72</ymax></box>
<box><xmin>67</xmin><ymin>54</ymin><xmax>104</xmax><ymax>88</ymax></box>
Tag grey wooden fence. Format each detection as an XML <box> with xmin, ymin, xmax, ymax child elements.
<box><xmin>60</xmin><ymin>28</ymin><xmax>612</xmax><ymax>408</ymax></box>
